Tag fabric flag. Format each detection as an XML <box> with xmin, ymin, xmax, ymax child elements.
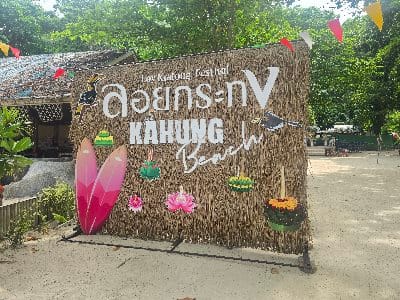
<box><xmin>54</xmin><ymin>68</ymin><xmax>66</xmax><ymax>79</ymax></box>
<box><xmin>365</xmin><ymin>2</ymin><xmax>383</xmax><ymax>31</ymax></box>
<box><xmin>328</xmin><ymin>19</ymin><xmax>343</xmax><ymax>43</ymax></box>
<box><xmin>280</xmin><ymin>38</ymin><xmax>294</xmax><ymax>52</ymax></box>
<box><xmin>299</xmin><ymin>31</ymin><xmax>313</xmax><ymax>49</ymax></box>
<box><xmin>251</xmin><ymin>44</ymin><xmax>265</xmax><ymax>48</ymax></box>
<box><xmin>0</xmin><ymin>42</ymin><xmax>10</xmax><ymax>56</ymax></box>
<box><xmin>9</xmin><ymin>46</ymin><xmax>21</xmax><ymax>59</ymax></box>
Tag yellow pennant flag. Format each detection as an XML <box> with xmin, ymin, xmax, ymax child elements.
<box><xmin>366</xmin><ymin>1</ymin><xmax>384</xmax><ymax>31</ymax></box>
<box><xmin>0</xmin><ymin>42</ymin><xmax>10</xmax><ymax>56</ymax></box>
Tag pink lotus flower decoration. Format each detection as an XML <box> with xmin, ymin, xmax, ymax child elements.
<box><xmin>76</xmin><ymin>138</ymin><xmax>127</xmax><ymax>235</ymax></box>
<box><xmin>166</xmin><ymin>186</ymin><xmax>196</xmax><ymax>214</ymax></box>
<box><xmin>128</xmin><ymin>194</ymin><xmax>143</xmax><ymax>212</ymax></box>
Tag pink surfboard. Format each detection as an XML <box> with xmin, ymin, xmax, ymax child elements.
<box><xmin>85</xmin><ymin>145</ymin><xmax>128</xmax><ymax>234</ymax></box>
<box><xmin>75</xmin><ymin>138</ymin><xmax>97</xmax><ymax>234</ymax></box>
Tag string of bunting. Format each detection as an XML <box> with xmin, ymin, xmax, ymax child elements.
<box><xmin>0</xmin><ymin>42</ymin><xmax>21</xmax><ymax>58</ymax></box>
<box><xmin>278</xmin><ymin>1</ymin><xmax>384</xmax><ymax>52</ymax></box>
<box><xmin>0</xmin><ymin>1</ymin><xmax>385</xmax><ymax>91</ymax></box>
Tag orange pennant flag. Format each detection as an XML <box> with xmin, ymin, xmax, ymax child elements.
<box><xmin>0</xmin><ymin>42</ymin><xmax>10</xmax><ymax>56</ymax></box>
<box><xmin>365</xmin><ymin>1</ymin><xmax>383</xmax><ymax>31</ymax></box>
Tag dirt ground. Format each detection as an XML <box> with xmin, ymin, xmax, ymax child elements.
<box><xmin>1</xmin><ymin>152</ymin><xmax>399</xmax><ymax>300</ymax></box>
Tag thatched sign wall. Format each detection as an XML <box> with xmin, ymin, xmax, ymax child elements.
<box><xmin>70</xmin><ymin>41</ymin><xmax>310</xmax><ymax>254</ymax></box>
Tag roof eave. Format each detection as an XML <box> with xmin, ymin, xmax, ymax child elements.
<box><xmin>1</xmin><ymin>94</ymin><xmax>72</xmax><ymax>107</ymax></box>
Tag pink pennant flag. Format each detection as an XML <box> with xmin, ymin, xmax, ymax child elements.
<box><xmin>54</xmin><ymin>68</ymin><xmax>66</xmax><ymax>79</ymax></box>
<box><xmin>328</xmin><ymin>19</ymin><xmax>343</xmax><ymax>43</ymax></box>
<box><xmin>280</xmin><ymin>38</ymin><xmax>294</xmax><ymax>52</ymax></box>
<box><xmin>9</xmin><ymin>46</ymin><xmax>21</xmax><ymax>59</ymax></box>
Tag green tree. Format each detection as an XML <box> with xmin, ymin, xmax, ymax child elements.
<box><xmin>52</xmin><ymin>0</ymin><xmax>297</xmax><ymax>60</ymax></box>
<box><xmin>354</xmin><ymin>0</ymin><xmax>400</xmax><ymax>134</ymax></box>
<box><xmin>323</xmin><ymin>0</ymin><xmax>400</xmax><ymax>134</ymax></box>
<box><xmin>0</xmin><ymin>0</ymin><xmax>61</xmax><ymax>55</ymax></box>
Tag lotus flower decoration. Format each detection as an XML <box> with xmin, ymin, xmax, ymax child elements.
<box><xmin>128</xmin><ymin>194</ymin><xmax>143</xmax><ymax>212</ymax></box>
<box><xmin>166</xmin><ymin>185</ymin><xmax>196</xmax><ymax>214</ymax></box>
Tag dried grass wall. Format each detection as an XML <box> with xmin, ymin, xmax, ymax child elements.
<box><xmin>70</xmin><ymin>41</ymin><xmax>311</xmax><ymax>254</ymax></box>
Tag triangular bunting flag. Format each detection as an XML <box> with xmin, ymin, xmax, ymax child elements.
<box><xmin>0</xmin><ymin>42</ymin><xmax>10</xmax><ymax>56</ymax></box>
<box><xmin>251</xmin><ymin>44</ymin><xmax>265</xmax><ymax>49</ymax></box>
<box><xmin>68</xmin><ymin>71</ymin><xmax>76</xmax><ymax>78</ymax></box>
<box><xmin>9</xmin><ymin>46</ymin><xmax>21</xmax><ymax>59</ymax></box>
<box><xmin>365</xmin><ymin>1</ymin><xmax>383</xmax><ymax>31</ymax></box>
<box><xmin>299</xmin><ymin>31</ymin><xmax>313</xmax><ymax>49</ymax></box>
<box><xmin>54</xmin><ymin>68</ymin><xmax>66</xmax><ymax>79</ymax></box>
<box><xmin>328</xmin><ymin>19</ymin><xmax>343</xmax><ymax>43</ymax></box>
<box><xmin>280</xmin><ymin>38</ymin><xmax>294</xmax><ymax>52</ymax></box>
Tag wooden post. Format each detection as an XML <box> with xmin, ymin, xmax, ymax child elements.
<box><xmin>5</xmin><ymin>205</ymin><xmax>10</xmax><ymax>232</ymax></box>
<box><xmin>33</xmin><ymin>118</ymin><xmax>39</xmax><ymax>158</ymax></box>
<box><xmin>0</xmin><ymin>206</ymin><xmax>4</xmax><ymax>234</ymax></box>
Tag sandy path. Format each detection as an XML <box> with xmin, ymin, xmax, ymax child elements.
<box><xmin>1</xmin><ymin>152</ymin><xmax>399</xmax><ymax>299</ymax></box>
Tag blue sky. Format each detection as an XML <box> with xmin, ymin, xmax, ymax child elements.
<box><xmin>38</xmin><ymin>0</ymin><xmax>362</xmax><ymax>23</ymax></box>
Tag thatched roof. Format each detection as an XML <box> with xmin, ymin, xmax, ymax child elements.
<box><xmin>0</xmin><ymin>50</ymin><xmax>135</xmax><ymax>106</ymax></box>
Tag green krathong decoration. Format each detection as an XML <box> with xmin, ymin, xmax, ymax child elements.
<box><xmin>227</xmin><ymin>167</ymin><xmax>254</xmax><ymax>192</ymax></box>
<box><xmin>139</xmin><ymin>148</ymin><xmax>160</xmax><ymax>181</ymax></box>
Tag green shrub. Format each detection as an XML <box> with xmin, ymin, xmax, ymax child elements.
<box><xmin>5</xmin><ymin>209</ymin><xmax>36</xmax><ymax>248</ymax></box>
<box><xmin>36</xmin><ymin>181</ymin><xmax>75</xmax><ymax>223</ymax></box>
<box><xmin>1</xmin><ymin>182</ymin><xmax>75</xmax><ymax>248</ymax></box>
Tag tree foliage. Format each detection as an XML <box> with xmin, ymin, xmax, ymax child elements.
<box><xmin>0</xmin><ymin>0</ymin><xmax>399</xmax><ymax>134</ymax></box>
<box><xmin>0</xmin><ymin>0</ymin><xmax>61</xmax><ymax>55</ymax></box>
<box><xmin>0</xmin><ymin>107</ymin><xmax>33</xmax><ymax>182</ymax></box>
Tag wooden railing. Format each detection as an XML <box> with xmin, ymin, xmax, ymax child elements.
<box><xmin>0</xmin><ymin>197</ymin><xmax>38</xmax><ymax>235</ymax></box>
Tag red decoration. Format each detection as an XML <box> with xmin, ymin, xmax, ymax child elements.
<box><xmin>9</xmin><ymin>46</ymin><xmax>21</xmax><ymax>59</ymax></box>
<box><xmin>54</xmin><ymin>68</ymin><xmax>66</xmax><ymax>79</ymax></box>
<box><xmin>328</xmin><ymin>19</ymin><xmax>343</xmax><ymax>43</ymax></box>
<box><xmin>280</xmin><ymin>38</ymin><xmax>294</xmax><ymax>52</ymax></box>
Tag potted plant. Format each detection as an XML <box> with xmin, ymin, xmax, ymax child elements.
<box><xmin>263</xmin><ymin>166</ymin><xmax>305</xmax><ymax>232</ymax></box>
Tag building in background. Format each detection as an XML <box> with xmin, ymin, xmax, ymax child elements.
<box><xmin>0</xmin><ymin>50</ymin><xmax>135</xmax><ymax>158</ymax></box>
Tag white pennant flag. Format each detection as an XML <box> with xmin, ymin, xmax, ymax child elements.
<box><xmin>299</xmin><ymin>31</ymin><xmax>313</xmax><ymax>49</ymax></box>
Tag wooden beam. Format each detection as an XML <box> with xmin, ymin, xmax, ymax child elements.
<box><xmin>1</xmin><ymin>95</ymin><xmax>72</xmax><ymax>107</ymax></box>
